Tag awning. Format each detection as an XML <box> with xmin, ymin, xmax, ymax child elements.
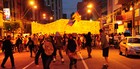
<box><xmin>117</xmin><ymin>0</ymin><xmax>131</xmax><ymax>4</ymax></box>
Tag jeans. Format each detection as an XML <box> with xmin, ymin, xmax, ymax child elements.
<box><xmin>42</xmin><ymin>56</ymin><xmax>53</xmax><ymax>69</ymax></box>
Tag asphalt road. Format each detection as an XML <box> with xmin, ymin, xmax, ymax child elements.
<box><xmin>0</xmin><ymin>48</ymin><xmax>140</xmax><ymax>69</ymax></box>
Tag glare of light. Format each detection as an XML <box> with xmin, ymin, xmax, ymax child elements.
<box><xmin>130</xmin><ymin>6</ymin><xmax>133</xmax><ymax>11</ymax></box>
<box><xmin>87</xmin><ymin>4</ymin><xmax>93</xmax><ymax>8</ymax></box>
<box><xmin>43</xmin><ymin>13</ymin><xmax>46</xmax><ymax>17</ymax></box>
<box><xmin>33</xmin><ymin>5</ymin><xmax>37</xmax><ymax>9</ymax></box>
<box><xmin>43</xmin><ymin>16</ymin><xmax>46</xmax><ymax>19</ymax></box>
<box><xmin>50</xmin><ymin>17</ymin><xmax>53</xmax><ymax>20</ymax></box>
<box><xmin>90</xmin><ymin>19</ymin><xmax>93</xmax><ymax>22</ymax></box>
<box><xmin>116</xmin><ymin>21</ymin><xmax>122</xmax><ymax>25</ymax></box>
<box><xmin>87</xmin><ymin>9</ymin><xmax>91</xmax><ymax>13</ymax></box>
<box><xmin>29</xmin><ymin>1</ymin><xmax>35</xmax><ymax>5</ymax></box>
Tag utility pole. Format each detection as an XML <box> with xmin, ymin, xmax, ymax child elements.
<box><xmin>132</xmin><ymin>0</ymin><xmax>135</xmax><ymax>37</ymax></box>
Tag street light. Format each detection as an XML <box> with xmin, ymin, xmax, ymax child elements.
<box><xmin>21</xmin><ymin>5</ymin><xmax>37</xmax><ymax>19</ymax></box>
<box><xmin>87</xmin><ymin>3</ymin><xmax>93</xmax><ymax>9</ymax></box>
<box><xmin>87</xmin><ymin>3</ymin><xmax>102</xmax><ymax>27</ymax></box>
<box><xmin>42</xmin><ymin>13</ymin><xmax>46</xmax><ymax>19</ymax></box>
<box><xmin>87</xmin><ymin>4</ymin><xmax>92</xmax><ymax>20</ymax></box>
<box><xmin>87</xmin><ymin>9</ymin><xmax>92</xmax><ymax>13</ymax></box>
<box><xmin>33</xmin><ymin>5</ymin><xmax>37</xmax><ymax>9</ymax></box>
<box><xmin>29</xmin><ymin>1</ymin><xmax>35</xmax><ymax>5</ymax></box>
<box><xmin>87</xmin><ymin>3</ymin><xmax>93</xmax><ymax>13</ymax></box>
<box><xmin>50</xmin><ymin>17</ymin><xmax>53</xmax><ymax>20</ymax></box>
<box><xmin>21</xmin><ymin>1</ymin><xmax>37</xmax><ymax>19</ymax></box>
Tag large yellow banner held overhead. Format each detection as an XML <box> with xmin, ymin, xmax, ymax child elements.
<box><xmin>31</xmin><ymin>19</ymin><xmax>100</xmax><ymax>34</ymax></box>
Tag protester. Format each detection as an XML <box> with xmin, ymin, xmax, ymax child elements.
<box><xmin>76</xmin><ymin>36</ymin><xmax>82</xmax><ymax>51</ymax></box>
<box><xmin>23</xmin><ymin>35</ymin><xmax>28</xmax><ymax>51</ymax></box>
<box><xmin>53</xmin><ymin>32</ymin><xmax>64</xmax><ymax>63</ymax></box>
<box><xmin>35</xmin><ymin>36</ymin><xmax>54</xmax><ymax>69</ymax></box>
<box><xmin>66</xmin><ymin>34</ymin><xmax>78</xmax><ymax>69</ymax></box>
<box><xmin>1</xmin><ymin>35</ymin><xmax>15</xmax><ymax>68</ymax></box>
<box><xmin>26</xmin><ymin>37</ymin><xmax>34</xmax><ymax>57</ymax></box>
<box><xmin>85</xmin><ymin>32</ymin><xmax>92</xmax><ymax>58</ymax></box>
<box><xmin>99</xmin><ymin>29</ymin><xmax>110</xmax><ymax>67</ymax></box>
<box><xmin>15</xmin><ymin>35</ymin><xmax>22</xmax><ymax>52</ymax></box>
<box><xmin>32</xmin><ymin>34</ymin><xmax>39</xmax><ymax>54</ymax></box>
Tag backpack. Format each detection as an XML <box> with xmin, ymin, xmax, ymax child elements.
<box><xmin>43</xmin><ymin>40</ymin><xmax>54</xmax><ymax>56</ymax></box>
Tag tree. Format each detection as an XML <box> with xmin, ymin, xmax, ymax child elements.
<box><xmin>3</xmin><ymin>21</ymin><xmax>20</xmax><ymax>32</ymax></box>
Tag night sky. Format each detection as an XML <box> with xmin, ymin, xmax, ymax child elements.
<box><xmin>62</xmin><ymin>0</ymin><xmax>82</xmax><ymax>18</ymax></box>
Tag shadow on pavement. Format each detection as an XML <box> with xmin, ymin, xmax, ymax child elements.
<box><xmin>102</xmin><ymin>65</ymin><xmax>108</xmax><ymax>69</ymax></box>
<box><xmin>127</xmin><ymin>55</ymin><xmax>140</xmax><ymax>59</ymax></box>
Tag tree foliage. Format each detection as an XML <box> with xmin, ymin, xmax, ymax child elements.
<box><xmin>3</xmin><ymin>21</ymin><xmax>20</xmax><ymax>32</ymax></box>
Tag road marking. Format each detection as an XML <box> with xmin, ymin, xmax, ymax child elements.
<box><xmin>78</xmin><ymin>52</ymin><xmax>89</xmax><ymax>69</ymax></box>
<box><xmin>22</xmin><ymin>61</ymin><xmax>34</xmax><ymax>69</ymax></box>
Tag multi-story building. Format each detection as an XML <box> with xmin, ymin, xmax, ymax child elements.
<box><xmin>77</xmin><ymin>0</ymin><xmax>107</xmax><ymax>21</ymax></box>
<box><xmin>105</xmin><ymin>0</ymin><xmax>122</xmax><ymax>34</ymax></box>
<box><xmin>1</xmin><ymin>0</ymin><xmax>63</xmax><ymax>35</ymax></box>
<box><xmin>106</xmin><ymin>0</ymin><xmax>140</xmax><ymax>35</ymax></box>
<box><xmin>118</xmin><ymin>0</ymin><xmax>140</xmax><ymax>35</ymax></box>
<box><xmin>45</xmin><ymin>0</ymin><xmax>63</xmax><ymax>20</ymax></box>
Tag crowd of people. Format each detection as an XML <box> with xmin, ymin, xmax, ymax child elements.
<box><xmin>0</xmin><ymin>30</ymin><xmax>127</xmax><ymax>69</ymax></box>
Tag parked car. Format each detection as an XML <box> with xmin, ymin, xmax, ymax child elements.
<box><xmin>119</xmin><ymin>37</ymin><xmax>140</xmax><ymax>57</ymax></box>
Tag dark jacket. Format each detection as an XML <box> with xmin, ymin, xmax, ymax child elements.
<box><xmin>67</xmin><ymin>38</ymin><xmax>77</xmax><ymax>53</ymax></box>
<box><xmin>15</xmin><ymin>38</ymin><xmax>22</xmax><ymax>46</ymax></box>
<box><xmin>26</xmin><ymin>38</ymin><xmax>34</xmax><ymax>48</ymax></box>
<box><xmin>2</xmin><ymin>40</ymin><xmax>14</xmax><ymax>53</ymax></box>
<box><xmin>85</xmin><ymin>33</ymin><xmax>92</xmax><ymax>46</ymax></box>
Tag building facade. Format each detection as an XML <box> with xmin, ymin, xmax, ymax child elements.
<box><xmin>1</xmin><ymin>0</ymin><xmax>63</xmax><ymax>35</ymax></box>
<box><xmin>105</xmin><ymin>0</ymin><xmax>140</xmax><ymax>36</ymax></box>
<box><xmin>45</xmin><ymin>0</ymin><xmax>63</xmax><ymax>20</ymax></box>
<box><xmin>77</xmin><ymin>0</ymin><xmax>107</xmax><ymax>21</ymax></box>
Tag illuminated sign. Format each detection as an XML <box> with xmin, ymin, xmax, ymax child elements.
<box><xmin>3</xmin><ymin>8</ymin><xmax>10</xmax><ymax>20</ymax></box>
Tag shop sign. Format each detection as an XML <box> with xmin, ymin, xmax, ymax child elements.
<box><xmin>3</xmin><ymin>8</ymin><xmax>10</xmax><ymax>20</ymax></box>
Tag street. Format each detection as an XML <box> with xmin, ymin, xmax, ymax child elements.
<box><xmin>0</xmin><ymin>48</ymin><xmax>140</xmax><ymax>69</ymax></box>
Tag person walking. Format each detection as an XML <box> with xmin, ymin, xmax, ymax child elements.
<box><xmin>15</xmin><ymin>35</ymin><xmax>22</xmax><ymax>52</ymax></box>
<box><xmin>66</xmin><ymin>34</ymin><xmax>78</xmax><ymax>69</ymax></box>
<box><xmin>32</xmin><ymin>34</ymin><xmax>39</xmax><ymax>54</ymax></box>
<box><xmin>1</xmin><ymin>35</ymin><xmax>15</xmax><ymax>68</ymax></box>
<box><xmin>99</xmin><ymin>29</ymin><xmax>110</xmax><ymax>67</ymax></box>
<box><xmin>35</xmin><ymin>36</ymin><xmax>54</xmax><ymax>69</ymax></box>
<box><xmin>26</xmin><ymin>37</ymin><xmax>34</xmax><ymax>57</ymax></box>
<box><xmin>85</xmin><ymin>32</ymin><xmax>92</xmax><ymax>58</ymax></box>
<box><xmin>53</xmin><ymin>32</ymin><xmax>64</xmax><ymax>63</ymax></box>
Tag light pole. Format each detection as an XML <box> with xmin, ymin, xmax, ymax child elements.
<box><xmin>132</xmin><ymin>1</ymin><xmax>135</xmax><ymax>36</ymax></box>
<box><xmin>21</xmin><ymin>1</ymin><xmax>37</xmax><ymax>19</ymax></box>
<box><xmin>21</xmin><ymin>0</ymin><xmax>37</xmax><ymax>33</ymax></box>
<box><xmin>87</xmin><ymin>3</ymin><xmax>93</xmax><ymax>19</ymax></box>
<box><xmin>87</xmin><ymin>3</ymin><xmax>102</xmax><ymax>27</ymax></box>
<box><xmin>32</xmin><ymin>5</ymin><xmax>37</xmax><ymax>21</ymax></box>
